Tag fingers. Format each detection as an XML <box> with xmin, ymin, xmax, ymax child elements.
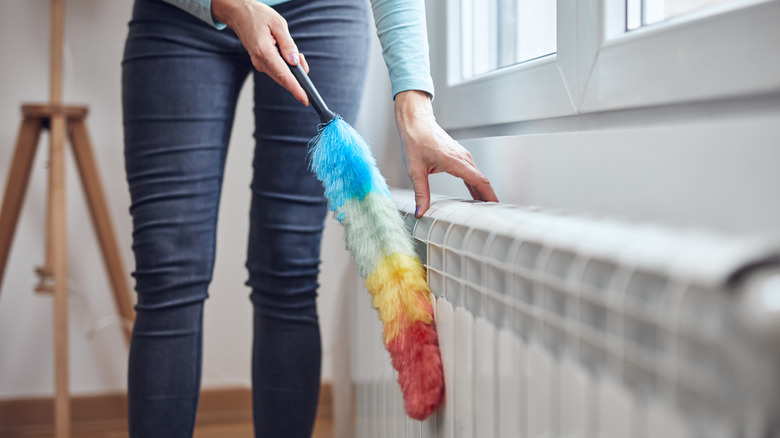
<box><xmin>446</xmin><ymin>156</ymin><xmax>498</xmax><ymax>203</ymax></box>
<box><xmin>465</xmin><ymin>182</ymin><xmax>479</xmax><ymax>200</ymax></box>
<box><xmin>223</xmin><ymin>2</ymin><xmax>310</xmax><ymax>105</ymax></box>
<box><xmin>464</xmin><ymin>170</ymin><xmax>499</xmax><ymax>203</ymax></box>
<box><xmin>299</xmin><ymin>53</ymin><xmax>310</xmax><ymax>74</ymax></box>
<box><xmin>265</xmin><ymin>18</ymin><xmax>309</xmax><ymax>106</ymax></box>
<box><xmin>400</xmin><ymin>126</ymin><xmax>497</xmax><ymax>214</ymax></box>
<box><xmin>409</xmin><ymin>168</ymin><xmax>431</xmax><ymax>218</ymax></box>
<box><xmin>262</xmin><ymin>51</ymin><xmax>309</xmax><ymax>105</ymax></box>
<box><xmin>269</xmin><ymin>14</ymin><xmax>297</xmax><ymax>64</ymax></box>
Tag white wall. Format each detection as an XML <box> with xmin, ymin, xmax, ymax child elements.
<box><xmin>429</xmin><ymin>106</ymin><xmax>780</xmax><ymax>236</ymax></box>
<box><xmin>0</xmin><ymin>0</ymin><xmax>404</xmax><ymax>399</ymax></box>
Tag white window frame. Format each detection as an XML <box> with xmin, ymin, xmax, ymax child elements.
<box><xmin>426</xmin><ymin>0</ymin><xmax>780</xmax><ymax>130</ymax></box>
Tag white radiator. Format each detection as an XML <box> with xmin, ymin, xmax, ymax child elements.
<box><xmin>351</xmin><ymin>189</ymin><xmax>780</xmax><ymax>438</ymax></box>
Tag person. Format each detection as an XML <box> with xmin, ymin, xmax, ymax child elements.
<box><xmin>121</xmin><ymin>0</ymin><xmax>497</xmax><ymax>436</ymax></box>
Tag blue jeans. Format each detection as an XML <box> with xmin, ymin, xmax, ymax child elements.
<box><xmin>121</xmin><ymin>0</ymin><xmax>369</xmax><ymax>436</ymax></box>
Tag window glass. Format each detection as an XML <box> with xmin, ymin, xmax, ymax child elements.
<box><xmin>459</xmin><ymin>0</ymin><xmax>556</xmax><ymax>81</ymax></box>
<box><xmin>626</xmin><ymin>0</ymin><xmax>739</xmax><ymax>30</ymax></box>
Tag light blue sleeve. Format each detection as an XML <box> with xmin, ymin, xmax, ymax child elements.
<box><xmin>161</xmin><ymin>0</ymin><xmax>226</xmax><ymax>29</ymax></box>
<box><xmin>370</xmin><ymin>0</ymin><xmax>435</xmax><ymax>99</ymax></box>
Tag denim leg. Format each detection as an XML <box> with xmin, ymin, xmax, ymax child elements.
<box><xmin>246</xmin><ymin>0</ymin><xmax>370</xmax><ymax>436</ymax></box>
<box><xmin>122</xmin><ymin>1</ymin><xmax>250</xmax><ymax>436</ymax></box>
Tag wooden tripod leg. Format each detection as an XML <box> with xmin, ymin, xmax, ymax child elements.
<box><xmin>69</xmin><ymin>119</ymin><xmax>135</xmax><ymax>343</ymax></box>
<box><xmin>0</xmin><ymin>116</ymin><xmax>43</xmax><ymax>295</ymax></box>
<box><xmin>49</xmin><ymin>113</ymin><xmax>70</xmax><ymax>438</ymax></box>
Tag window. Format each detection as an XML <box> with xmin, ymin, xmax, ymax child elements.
<box><xmin>430</xmin><ymin>0</ymin><xmax>571</xmax><ymax>129</ymax></box>
<box><xmin>427</xmin><ymin>0</ymin><xmax>780</xmax><ymax>129</ymax></box>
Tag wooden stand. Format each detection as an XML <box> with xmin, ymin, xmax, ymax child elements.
<box><xmin>0</xmin><ymin>1</ymin><xmax>134</xmax><ymax>437</ymax></box>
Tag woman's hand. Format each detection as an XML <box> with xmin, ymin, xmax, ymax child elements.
<box><xmin>395</xmin><ymin>90</ymin><xmax>498</xmax><ymax>218</ymax></box>
<box><xmin>212</xmin><ymin>0</ymin><xmax>310</xmax><ymax>105</ymax></box>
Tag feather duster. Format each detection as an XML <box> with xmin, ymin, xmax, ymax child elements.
<box><xmin>290</xmin><ymin>64</ymin><xmax>445</xmax><ymax>420</ymax></box>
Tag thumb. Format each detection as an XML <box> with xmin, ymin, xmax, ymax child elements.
<box><xmin>409</xmin><ymin>170</ymin><xmax>431</xmax><ymax>218</ymax></box>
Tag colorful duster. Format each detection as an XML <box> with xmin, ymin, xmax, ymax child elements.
<box><xmin>287</xmin><ymin>63</ymin><xmax>444</xmax><ymax>419</ymax></box>
<box><xmin>310</xmin><ymin>117</ymin><xmax>444</xmax><ymax>420</ymax></box>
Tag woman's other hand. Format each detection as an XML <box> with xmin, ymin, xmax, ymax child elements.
<box><xmin>212</xmin><ymin>0</ymin><xmax>310</xmax><ymax>105</ymax></box>
<box><xmin>394</xmin><ymin>90</ymin><xmax>498</xmax><ymax>218</ymax></box>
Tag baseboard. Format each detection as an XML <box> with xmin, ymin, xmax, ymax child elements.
<box><xmin>0</xmin><ymin>384</ymin><xmax>332</xmax><ymax>436</ymax></box>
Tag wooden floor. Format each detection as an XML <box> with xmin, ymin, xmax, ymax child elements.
<box><xmin>0</xmin><ymin>387</ymin><xmax>333</xmax><ymax>438</ymax></box>
<box><xmin>0</xmin><ymin>416</ymin><xmax>333</xmax><ymax>438</ymax></box>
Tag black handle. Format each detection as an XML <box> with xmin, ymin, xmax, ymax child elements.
<box><xmin>289</xmin><ymin>63</ymin><xmax>336</xmax><ymax>124</ymax></box>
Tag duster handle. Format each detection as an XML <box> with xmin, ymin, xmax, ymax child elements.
<box><xmin>290</xmin><ymin>63</ymin><xmax>336</xmax><ymax>124</ymax></box>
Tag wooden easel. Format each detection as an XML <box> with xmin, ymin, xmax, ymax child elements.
<box><xmin>0</xmin><ymin>1</ymin><xmax>135</xmax><ymax>437</ymax></box>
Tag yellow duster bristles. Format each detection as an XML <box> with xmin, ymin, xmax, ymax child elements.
<box><xmin>365</xmin><ymin>252</ymin><xmax>433</xmax><ymax>343</ymax></box>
